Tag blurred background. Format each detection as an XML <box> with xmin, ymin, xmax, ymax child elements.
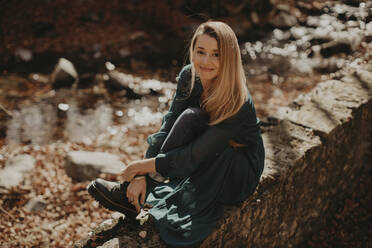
<box><xmin>0</xmin><ymin>0</ymin><xmax>371</xmax><ymax>247</ymax></box>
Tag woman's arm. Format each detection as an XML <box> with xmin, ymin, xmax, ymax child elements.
<box><xmin>145</xmin><ymin>64</ymin><xmax>192</xmax><ymax>158</ymax></box>
<box><xmin>121</xmin><ymin>158</ymin><xmax>156</xmax><ymax>182</ymax></box>
<box><xmin>155</xmin><ymin>101</ymin><xmax>261</xmax><ymax>179</ymax></box>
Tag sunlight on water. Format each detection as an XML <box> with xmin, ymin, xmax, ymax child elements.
<box><xmin>126</xmin><ymin>106</ymin><xmax>164</xmax><ymax>127</ymax></box>
<box><xmin>6</xmin><ymin>104</ymin><xmax>57</xmax><ymax>145</ymax></box>
<box><xmin>65</xmin><ymin>101</ymin><xmax>113</xmax><ymax>144</ymax></box>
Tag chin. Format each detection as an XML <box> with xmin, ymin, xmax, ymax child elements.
<box><xmin>196</xmin><ymin>71</ymin><xmax>218</xmax><ymax>81</ymax></box>
<box><xmin>200</xmin><ymin>75</ymin><xmax>217</xmax><ymax>83</ymax></box>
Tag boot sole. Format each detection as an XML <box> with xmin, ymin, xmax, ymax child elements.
<box><xmin>87</xmin><ymin>181</ymin><xmax>138</xmax><ymax>219</ymax></box>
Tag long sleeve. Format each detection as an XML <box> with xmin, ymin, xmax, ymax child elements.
<box><xmin>155</xmin><ymin>100</ymin><xmax>261</xmax><ymax>179</ymax></box>
<box><xmin>145</xmin><ymin>64</ymin><xmax>192</xmax><ymax>158</ymax></box>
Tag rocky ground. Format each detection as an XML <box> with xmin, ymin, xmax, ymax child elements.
<box><xmin>0</xmin><ymin>0</ymin><xmax>371</xmax><ymax>247</ymax></box>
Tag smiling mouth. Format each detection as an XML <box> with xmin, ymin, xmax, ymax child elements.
<box><xmin>200</xmin><ymin>66</ymin><xmax>214</xmax><ymax>71</ymax></box>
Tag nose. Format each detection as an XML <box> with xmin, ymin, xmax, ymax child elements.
<box><xmin>201</xmin><ymin>54</ymin><xmax>213</xmax><ymax>65</ymax></box>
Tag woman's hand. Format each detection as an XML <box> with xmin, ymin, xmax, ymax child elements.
<box><xmin>126</xmin><ymin>176</ymin><xmax>147</xmax><ymax>212</ymax></box>
<box><xmin>121</xmin><ymin>162</ymin><xmax>138</xmax><ymax>182</ymax></box>
<box><xmin>121</xmin><ymin>158</ymin><xmax>157</xmax><ymax>182</ymax></box>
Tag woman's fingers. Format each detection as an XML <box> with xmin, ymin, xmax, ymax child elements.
<box><xmin>140</xmin><ymin>187</ymin><xmax>146</xmax><ymax>205</ymax></box>
<box><xmin>127</xmin><ymin>188</ymin><xmax>139</xmax><ymax>212</ymax></box>
<box><xmin>132</xmin><ymin>197</ymin><xmax>141</xmax><ymax>212</ymax></box>
<box><xmin>126</xmin><ymin>177</ymin><xmax>147</xmax><ymax>212</ymax></box>
<box><xmin>122</xmin><ymin>166</ymin><xmax>136</xmax><ymax>182</ymax></box>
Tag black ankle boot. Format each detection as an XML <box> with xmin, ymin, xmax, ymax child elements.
<box><xmin>87</xmin><ymin>178</ymin><xmax>138</xmax><ymax>219</ymax></box>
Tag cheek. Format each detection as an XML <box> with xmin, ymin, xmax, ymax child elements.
<box><xmin>193</xmin><ymin>55</ymin><xmax>201</xmax><ymax>65</ymax></box>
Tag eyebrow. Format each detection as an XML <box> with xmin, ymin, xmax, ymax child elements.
<box><xmin>196</xmin><ymin>46</ymin><xmax>219</xmax><ymax>52</ymax></box>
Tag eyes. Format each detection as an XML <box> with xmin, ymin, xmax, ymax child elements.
<box><xmin>196</xmin><ymin>50</ymin><xmax>219</xmax><ymax>58</ymax></box>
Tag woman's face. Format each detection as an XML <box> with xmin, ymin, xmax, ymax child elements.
<box><xmin>192</xmin><ymin>34</ymin><xmax>220</xmax><ymax>86</ymax></box>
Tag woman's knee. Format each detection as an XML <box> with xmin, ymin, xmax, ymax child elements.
<box><xmin>179</xmin><ymin>107</ymin><xmax>209</xmax><ymax>125</ymax></box>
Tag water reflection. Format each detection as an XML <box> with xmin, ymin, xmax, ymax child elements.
<box><xmin>6</xmin><ymin>104</ymin><xmax>57</xmax><ymax>145</ymax></box>
<box><xmin>65</xmin><ymin>101</ymin><xmax>113</xmax><ymax>144</ymax></box>
<box><xmin>5</xmin><ymin>95</ymin><xmax>167</xmax><ymax>146</ymax></box>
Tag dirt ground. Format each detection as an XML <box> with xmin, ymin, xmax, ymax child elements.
<box><xmin>0</xmin><ymin>0</ymin><xmax>371</xmax><ymax>247</ymax></box>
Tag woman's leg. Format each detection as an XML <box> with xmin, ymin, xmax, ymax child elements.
<box><xmin>147</xmin><ymin>107</ymin><xmax>208</xmax><ymax>183</ymax></box>
<box><xmin>87</xmin><ymin>108</ymin><xmax>208</xmax><ymax>217</ymax></box>
<box><xmin>160</xmin><ymin>107</ymin><xmax>209</xmax><ymax>153</ymax></box>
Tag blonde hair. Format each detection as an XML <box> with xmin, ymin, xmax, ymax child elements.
<box><xmin>189</xmin><ymin>21</ymin><xmax>248</xmax><ymax>125</ymax></box>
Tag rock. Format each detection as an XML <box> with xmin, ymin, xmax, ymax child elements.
<box><xmin>0</xmin><ymin>105</ymin><xmax>12</xmax><ymax>138</ymax></box>
<box><xmin>106</xmin><ymin>70</ymin><xmax>141</xmax><ymax>97</ymax></box>
<box><xmin>319</xmin><ymin>41</ymin><xmax>352</xmax><ymax>58</ymax></box>
<box><xmin>270</xmin><ymin>11</ymin><xmax>297</xmax><ymax>29</ymax></box>
<box><xmin>345</xmin><ymin>20</ymin><xmax>360</xmax><ymax>28</ymax></box>
<box><xmin>296</xmin><ymin>1</ymin><xmax>323</xmax><ymax>15</ymax></box>
<box><xmin>105</xmin><ymin>61</ymin><xmax>116</xmax><ymax>71</ymax></box>
<box><xmin>97</xmin><ymin>238</ymin><xmax>120</xmax><ymax>248</ymax></box>
<box><xmin>342</xmin><ymin>0</ymin><xmax>363</xmax><ymax>8</ymax></box>
<box><xmin>366</xmin><ymin>22</ymin><xmax>372</xmax><ymax>32</ymax></box>
<box><xmin>118</xmin><ymin>236</ymin><xmax>138</xmax><ymax>248</ymax></box>
<box><xmin>290</xmin><ymin>26</ymin><xmax>310</xmax><ymax>40</ymax></box>
<box><xmin>354</xmin><ymin>69</ymin><xmax>372</xmax><ymax>85</ymax></box>
<box><xmin>111</xmin><ymin>212</ymin><xmax>126</xmax><ymax>220</ymax></box>
<box><xmin>15</xmin><ymin>48</ymin><xmax>32</xmax><ymax>62</ymax></box>
<box><xmin>365</xmin><ymin>22</ymin><xmax>372</xmax><ymax>42</ymax></box>
<box><xmin>139</xmin><ymin>230</ymin><xmax>147</xmax><ymax>239</ymax></box>
<box><xmin>250</xmin><ymin>12</ymin><xmax>260</xmax><ymax>25</ymax></box>
<box><xmin>98</xmin><ymin>236</ymin><xmax>138</xmax><ymax>248</ymax></box>
<box><xmin>290</xmin><ymin>58</ymin><xmax>313</xmax><ymax>74</ymax></box>
<box><xmin>51</xmin><ymin>58</ymin><xmax>79</xmax><ymax>89</ymax></box>
<box><xmin>313</xmin><ymin>57</ymin><xmax>345</xmax><ymax>73</ymax></box>
<box><xmin>273</xmin><ymin>29</ymin><xmax>290</xmax><ymax>41</ymax></box>
<box><xmin>307</xmin><ymin>14</ymin><xmax>338</xmax><ymax>29</ymax></box>
<box><xmin>136</xmin><ymin>209</ymin><xmax>150</xmax><ymax>225</ymax></box>
<box><xmin>309</xmin><ymin>30</ymin><xmax>363</xmax><ymax>58</ymax></box>
<box><xmin>0</xmin><ymin>154</ymin><xmax>35</xmax><ymax>188</ymax></box>
<box><xmin>106</xmin><ymin>70</ymin><xmax>168</xmax><ymax>98</ymax></box>
<box><xmin>330</xmin><ymin>30</ymin><xmax>363</xmax><ymax>50</ymax></box>
<box><xmin>75</xmin><ymin>214</ymin><xmax>134</xmax><ymax>248</ymax></box>
<box><xmin>119</xmin><ymin>48</ymin><xmax>131</xmax><ymax>58</ymax></box>
<box><xmin>28</xmin><ymin>73</ymin><xmax>49</xmax><ymax>84</ymax></box>
<box><xmin>276</xmin><ymin>4</ymin><xmax>291</xmax><ymax>13</ymax></box>
<box><xmin>64</xmin><ymin>151</ymin><xmax>126</xmax><ymax>181</ymax></box>
<box><xmin>6</xmin><ymin>154</ymin><xmax>36</xmax><ymax>171</ymax></box>
<box><xmin>275</xmin><ymin>76</ymin><xmax>370</xmax><ymax>134</ymax></box>
<box><xmin>306</xmin><ymin>14</ymin><xmax>363</xmax><ymax>50</ymax></box>
<box><xmin>334</xmin><ymin>3</ymin><xmax>359</xmax><ymax>21</ymax></box>
<box><xmin>24</xmin><ymin>195</ymin><xmax>47</xmax><ymax>212</ymax></box>
<box><xmin>129</xmin><ymin>31</ymin><xmax>147</xmax><ymax>41</ymax></box>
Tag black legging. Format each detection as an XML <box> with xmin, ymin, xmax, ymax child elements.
<box><xmin>159</xmin><ymin>107</ymin><xmax>209</xmax><ymax>153</ymax></box>
<box><xmin>125</xmin><ymin>108</ymin><xmax>209</xmax><ymax>213</ymax></box>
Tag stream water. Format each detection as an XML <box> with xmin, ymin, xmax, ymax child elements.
<box><xmin>1</xmin><ymin>1</ymin><xmax>370</xmax><ymax>147</ymax></box>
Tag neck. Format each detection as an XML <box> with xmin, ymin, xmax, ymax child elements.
<box><xmin>200</xmin><ymin>80</ymin><xmax>213</xmax><ymax>102</ymax></box>
<box><xmin>200</xmin><ymin>78</ymin><xmax>212</xmax><ymax>91</ymax></box>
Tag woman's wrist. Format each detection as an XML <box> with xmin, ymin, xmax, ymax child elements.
<box><xmin>131</xmin><ymin>158</ymin><xmax>156</xmax><ymax>175</ymax></box>
<box><xmin>133</xmin><ymin>175</ymin><xmax>146</xmax><ymax>180</ymax></box>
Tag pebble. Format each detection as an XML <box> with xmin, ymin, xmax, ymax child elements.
<box><xmin>139</xmin><ymin>230</ymin><xmax>147</xmax><ymax>239</ymax></box>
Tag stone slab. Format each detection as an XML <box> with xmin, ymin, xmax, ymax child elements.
<box><xmin>0</xmin><ymin>154</ymin><xmax>35</xmax><ymax>188</ymax></box>
<box><xmin>65</xmin><ymin>151</ymin><xmax>126</xmax><ymax>181</ymax></box>
<box><xmin>274</xmin><ymin>78</ymin><xmax>371</xmax><ymax>134</ymax></box>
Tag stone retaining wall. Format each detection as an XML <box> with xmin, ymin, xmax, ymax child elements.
<box><xmin>201</xmin><ymin>62</ymin><xmax>372</xmax><ymax>247</ymax></box>
<box><xmin>75</xmin><ymin>60</ymin><xmax>371</xmax><ymax>248</ymax></box>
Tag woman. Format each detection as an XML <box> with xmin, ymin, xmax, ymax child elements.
<box><xmin>88</xmin><ymin>21</ymin><xmax>265</xmax><ymax>247</ymax></box>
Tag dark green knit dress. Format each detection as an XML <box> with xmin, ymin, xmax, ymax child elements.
<box><xmin>144</xmin><ymin>64</ymin><xmax>265</xmax><ymax>247</ymax></box>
